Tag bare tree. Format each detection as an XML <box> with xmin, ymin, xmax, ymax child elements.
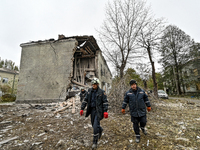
<box><xmin>136</xmin><ymin>63</ymin><xmax>151</xmax><ymax>90</ymax></box>
<box><xmin>137</xmin><ymin>18</ymin><xmax>165</xmax><ymax>97</ymax></box>
<box><xmin>98</xmin><ymin>0</ymin><xmax>151</xmax><ymax>78</ymax></box>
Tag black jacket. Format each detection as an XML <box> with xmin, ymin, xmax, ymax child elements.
<box><xmin>81</xmin><ymin>87</ymin><xmax>108</xmax><ymax>120</ymax></box>
<box><xmin>122</xmin><ymin>87</ymin><xmax>151</xmax><ymax>117</ymax></box>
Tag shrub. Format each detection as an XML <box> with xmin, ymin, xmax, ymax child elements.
<box><xmin>0</xmin><ymin>84</ymin><xmax>12</xmax><ymax>93</ymax></box>
<box><xmin>1</xmin><ymin>94</ymin><xmax>16</xmax><ymax>102</ymax></box>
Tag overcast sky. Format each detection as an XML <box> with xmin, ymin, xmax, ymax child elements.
<box><xmin>1</xmin><ymin>0</ymin><xmax>200</xmax><ymax>73</ymax></box>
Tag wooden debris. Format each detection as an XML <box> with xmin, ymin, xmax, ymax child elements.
<box><xmin>0</xmin><ymin>136</ymin><xmax>19</xmax><ymax>145</ymax></box>
<box><xmin>71</xmin><ymin>80</ymin><xmax>89</xmax><ymax>87</ymax></box>
<box><xmin>59</xmin><ymin>101</ymin><xmax>68</xmax><ymax>107</ymax></box>
<box><xmin>72</xmin><ymin>97</ymin><xmax>76</xmax><ymax>113</ymax></box>
<box><xmin>54</xmin><ymin>102</ymin><xmax>72</xmax><ymax>114</ymax></box>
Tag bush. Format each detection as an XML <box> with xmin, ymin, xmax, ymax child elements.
<box><xmin>0</xmin><ymin>84</ymin><xmax>12</xmax><ymax>93</ymax></box>
<box><xmin>1</xmin><ymin>94</ymin><xmax>16</xmax><ymax>102</ymax></box>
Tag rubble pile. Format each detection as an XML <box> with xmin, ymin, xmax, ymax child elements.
<box><xmin>0</xmin><ymin>97</ymin><xmax>200</xmax><ymax>149</ymax></box>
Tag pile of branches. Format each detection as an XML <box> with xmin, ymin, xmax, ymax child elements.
<box><xmin>108</xmin><ymin>75</ymin><xmax>130</xmax><ymax>113</ymax></box>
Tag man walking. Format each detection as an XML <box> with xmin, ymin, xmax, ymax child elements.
<box><xmin>80</xmin><ymin>78</ymin><xmax>108</xmax><ymax>149</ymax></box>
<box><xmin>122</xmin><ymin>79</ymin><xmax>151</xmax><ymax>143</ymax></box>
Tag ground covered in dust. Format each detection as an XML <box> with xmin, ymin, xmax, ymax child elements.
<box><xmin>0</xmin><ymin>97</ymin><xmax>200</xmax><ymax>150</ymax></box>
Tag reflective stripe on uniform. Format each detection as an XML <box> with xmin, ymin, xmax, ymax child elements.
<box><xmin>93</xmin><ymin>133</ymin><xmax>99</xmax><ymax>136</ymax></box>
<box><xmin>136</xmin><ymin>135</ymin><xmax>140</xmax><ymax>137</ymax></box>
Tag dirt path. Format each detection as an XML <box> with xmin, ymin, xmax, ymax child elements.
<box><xmin>0</xmin><ymin>98</ymin><xmax>200</xmax><ymax>150</ymax></box>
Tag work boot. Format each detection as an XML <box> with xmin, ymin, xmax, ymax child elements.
<box><xmin>92</xmin><ymin>135</ymin><xmax>98</xmax><ymax>149</ymax></box>
<box><xmin>99</xmin><ymin>128</ymin><xmax>103</xmax><ymax>139</ymax></box>
<box><xmin>141</xmin><ymin>127</ymin><xmax>147</xmax><ymax>135</ymax></box>
<box><xmin>92</xmin><ymin>144</ymin><xmax>97</xmax><ymax>149</ymax></box>
<box><xmin>135</xmin><ymin>135</ymin><xmax>140</xmax><ymax>143</ymax></box>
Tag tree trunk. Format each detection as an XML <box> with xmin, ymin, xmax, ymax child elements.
<box><xmin>147</xmin><ymin>46</ymin><xmax>158</xmax><ymax>98</ymax></box>
<box><xmin>175</xmin><ymin>66</ymin><xmax>182</xmax><ymax>95</ymax></box>
<box><xmin>119</xmin><ymin>64</ymin><xmax>126</xmax><ymax>79</ymax></box>
<box><xmin>180</xmin><ymin>68</ymin><xmax>185</xmax><ymax>94</ymax></box>
<box><xmin>173</xmin><ymin>52</ymin><xmax>182</xmax><ymax>95</ymax></box>
<box><xmin>172</xmin><ymin>66</ymin><xmax>179</xmax><ymax>95</ymax></box>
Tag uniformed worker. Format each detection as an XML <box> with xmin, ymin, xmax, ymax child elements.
<box><xmin>80</xmin><ymin>78</ymin><xmax>108</xmax><ymax>149</ymax></box>
<box><xmin>79</xmin><ymin>87</ymin><xmax>86</xmax><ymax>102</ymax></box>
<box><xmin>122</xmin><ymin>79</ymin><xmax>151</xmax><ymax>143</ymax></box>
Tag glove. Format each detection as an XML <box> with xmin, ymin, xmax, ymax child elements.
<box><xmin>104</xmin><ymin>112</ymin><xmax>108</xmax><ymax>118</ymax></box>
<box><xmin>121</xmin><ymin>109</ymin><xmax>125</xmax><ymax>114</ymax></box>
<box><xmin>147</xmin><ymin>107</ymin><xmax>151</xmax><ymax>112</ymax></box>
<box><xmin>80</xmin><ymin>110</ymin><xmax>83</xmax><ymax>116</ymax></box>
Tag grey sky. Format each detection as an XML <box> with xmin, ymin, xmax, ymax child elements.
<box><xmin>0</xmin><ymin>0</ymin><xmax>200</xmax><ymax>71</ymax></box>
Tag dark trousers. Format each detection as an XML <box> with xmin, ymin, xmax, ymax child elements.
<box><xmin>131</xmin><ymin>115</ymin><xmax>147</xmax><ymax>137</ymax></box>
<box><xmin>91</xmin><ymin>108</ymin><xmax>103</xmax><ymax>138</ymax></box>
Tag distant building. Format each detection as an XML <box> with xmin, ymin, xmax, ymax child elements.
<box><xmin>16</xmin><ymin>35</ymin><xmax>112</xmax><ymax>103</ymax></box>
<box><xmin>163</xmin><ymin>58</ymin><xmax>200</xmax><ymax>95</ymax></box>
<box><xmin>0</xmin><ymin>68</ymin><xmax>19</xmax><ymax>96</ymax></box>
<box><xmin>180</xmin><ymin>58</ymin><xmax>200</xmax><ymax>93</ymax></box>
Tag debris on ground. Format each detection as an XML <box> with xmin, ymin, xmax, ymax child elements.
<box><xmin>0</xmin><ymin>97</ymin><xmax>200</xmax><ymax>149</ymax></box>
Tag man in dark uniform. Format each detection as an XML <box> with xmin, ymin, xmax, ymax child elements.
<box><xmin>80</xmin><ymin>78</ymin><xmax>108</xmax><ymax>149</ymax></box>
<box><xmin>122</xmin><ymin>79</ymin><xmax>151</xmax><ymax>143</ymax></box>
<box><xmin>79</xmin><ymin>87</ymin><xmax>86</xmax><ymax>102</ymax></box>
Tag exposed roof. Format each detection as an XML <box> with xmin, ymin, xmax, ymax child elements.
<box><xmin>20</xmin><ymin>35</ymin><xmax>100</xmax><ymax>52</ymax></box>
<box><xmin>20</xmin><ymin>35</ymin><xmax>112</xmax><ymax>77</ymax></box>
<box><xmin>0</xmin><ymin>67</ymin><xmax>19</xmax><ymax>75</ymax></box>
<box><xmin>62</xmin><ymin>35</ymin><xmax>101</xmax><ymax>52</ymax></box>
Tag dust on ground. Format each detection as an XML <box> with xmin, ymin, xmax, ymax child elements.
<box><xmin>0</xmin><ymin>97</ymin><xmax>200</xmax><ymax>150</ymax></box>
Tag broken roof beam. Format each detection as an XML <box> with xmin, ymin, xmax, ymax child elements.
<box><xmin>76</xmin><ymin>55</ymin><xmax>95</xmax><ymax>58</ymax></box>
<box><xmin>80</xmin><ymin>48</ymin><xmax>88</xmax><ymax>55</ymax></box>
<box><xmin>71</xmin><ymin>80</ymin><xmax>89</xmax><ymax>87</ymax></box>
<box><xmin>85</xmin><ymin>68</ymin><xmax>96</xmax><ymax>72</ymax></box>
<box><xmin>85</xmin><ymin>47</ymin><xmax>92</xmax><ymax>54</ymax></box>
<box><xmin>86</xmin><ymin>46</ymin><xmax>94</xmax><ymax>55</ymax></box>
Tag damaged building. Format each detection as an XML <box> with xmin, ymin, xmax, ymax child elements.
<box><xmin>16</xmin><ymin>35</ymin><xmax>112</xmax><ymax>103</ymax></box>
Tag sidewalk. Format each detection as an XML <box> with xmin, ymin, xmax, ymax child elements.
<box><xmin>169</xmin><ymin>97</ymin><xmax>200</xmax><ymax>103</ymax></box>
<box><xmin>0</xmin><ymin>102</ymin><xmax>15</xmax><ymax>105</ymax></box>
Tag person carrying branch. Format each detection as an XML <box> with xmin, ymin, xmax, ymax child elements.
<box><xmin>80</xmin><ymin>78</ymin><xmax>108</xmax><ymax>149</ymax></box>
<box><xmin>122</xmin><ymin>79</ymin><xmax>151</xmax><ymax>143</ymax></box>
